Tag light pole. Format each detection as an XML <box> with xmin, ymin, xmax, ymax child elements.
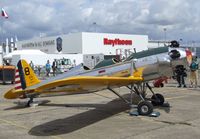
<box><xmin>163</xmin><ymin>28</ymin><xmax>167</xmax><ymax>42</ymax></box>
<box><xmin>192</xmin><ymin>41</ymin><xmax>196</xmax><ymax>54</ymax></box>
<box><xmin>93</xmin><ymin>22</ymin><xmax>97</xmax><ymax>32</ymax></box>
<box><xmin>179</xmin><ymin>38</ymin><xmax>183</xmax><ymax>47</ymax></box>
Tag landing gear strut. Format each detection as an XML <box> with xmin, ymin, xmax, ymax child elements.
<box><xmin>127</xmin><ymin>84</ymin><xmax>154</xmax><ymax>116</ymax></box>
<box><xmin>24</xmin><ymin>93</ymin><xmax>39</xmax><ymax>107</ymax></box>
<box><xmin>108</xmin><ymin>84</ymin><xmax>153</xmax><ymax>116</ymax></box>
<box><xmin>27</xmin><ymin>97</ymin><xmax>34</xmax><ymax>107</ymax></box>
<box><xmin>146</xmin><ymin>83</ymin><xmax>165</xmax><ymax>106</ymax></box>
<box><xmin>108</xmin><ymin>82</ymin><xmax>165</xmax><ymax>116</ymax></box>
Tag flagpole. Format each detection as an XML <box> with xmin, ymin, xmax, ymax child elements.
<box><xmin>0</xmin><ymin>16</ymin><xmax>4</xmax><ymax>67</ymax></box>
<box><xmin>1</xmin><ymin>8</ymin><xmax>9</xmax><ymax>55</ymax></box>
<box><xmin>1</xmin><ymin>17</ymin><xmax>4</xmax><ymax>46</ymax></box>
<box><xmin>0</xmin><ymin>12</ymin><xmax>4</xmax><ymax>65</ymax></box>
<box><xmin>1</xmin><ymin>7</ymin><xmax>9</xmax><ymax>65</ymax></box>
<box><xmin>1</xmin><ymin>8</ymin><xmax>3</xmax><ymax>45</ymax></box>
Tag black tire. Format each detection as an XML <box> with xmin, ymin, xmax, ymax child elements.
<box><xmin>160</xmin><ymin>83</ymin><xmax>164</xmax><ymax>87</ymax></box>
<box><xmin>151</xmin><ymin>93</ymin><xmax>165</xmax><ymax>106</ymax></box>
<box><xmin>138</xmin><ymin>101</ymin><xmax>153</xmax><ymax>116</ymax></box>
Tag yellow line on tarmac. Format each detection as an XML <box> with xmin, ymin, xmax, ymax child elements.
<box><xmin>0</xmin><ymin>118</ymin><xmax>62</xmax><ymax>139</ymax></box>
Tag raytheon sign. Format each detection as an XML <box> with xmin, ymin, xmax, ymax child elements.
<box><xmin>104</xmin><ymin>38</ymin><xmax>132</xmax><ymax>47</ymax></box>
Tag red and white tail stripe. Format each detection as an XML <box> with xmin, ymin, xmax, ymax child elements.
<box><xmin>14</xmin><ymin>68</ymin><xmax>22</xmax><ymax>90</ymax></box>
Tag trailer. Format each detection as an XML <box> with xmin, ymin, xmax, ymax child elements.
<box><xmin>0</xmin><ymin>65</ymin><xmax>15</xmax><ymax>84</ymax></box>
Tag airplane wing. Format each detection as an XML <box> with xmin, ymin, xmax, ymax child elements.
<box><xmin>36</xmin><ymin>76</ymin><xmax>143</xmax><ymax>92</ymax></box>
<box><xmin>4</xmin><ymin>76</ymin><xmax>143</xmax><ymax>99</ymax></box>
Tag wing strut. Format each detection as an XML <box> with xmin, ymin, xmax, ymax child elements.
<box><xmin>126</xmin><ymin>85</ymin><xmax>145</xmax><ymax>101</ymax></box>
<box><xmin>108</xmin><ymin>84</ymin><xmax>145</xmax><ymax>106</ymax></box>
<box><xmin>107</xmin><ymin>87</ymin><xmax>130</xmax><ymax>104</ymax></box>
<box><xmin>108</xmin><ymin>85</ymin><xmax>154</xmax><ymax>116</ymax></box>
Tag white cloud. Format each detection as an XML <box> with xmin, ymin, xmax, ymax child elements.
<box><xmin>1</xmin><ymin>0</ymin><xmax>200</xmax><ymax>42</ymax></box>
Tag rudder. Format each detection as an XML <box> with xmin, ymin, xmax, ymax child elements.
<box><xmin>15</xmin><ymin>59</ymin><xmax>40</xmax><ymax>90</ymax></box>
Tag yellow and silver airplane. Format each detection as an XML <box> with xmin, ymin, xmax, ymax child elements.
<box><xmin>4</xmin><ymin>47</ymin><xmax>190</xmax><ymax>115</ymax></box>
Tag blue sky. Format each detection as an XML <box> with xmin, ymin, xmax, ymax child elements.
<box><xmin>1</xmin><ymin>0</ymin><xmax>200</xmax><ymax>43</ymax></box>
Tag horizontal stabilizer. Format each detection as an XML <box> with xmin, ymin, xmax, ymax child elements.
<box><xmin>4</xmin><ymin>88</ymin><xmax>35</xmax><ymax>99</ymax></box>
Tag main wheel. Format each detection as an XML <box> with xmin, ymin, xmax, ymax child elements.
<box><xmin>151</xmin><ymin>93</ymin><xmax>165</xmax><ymax>106</ymax></box>
<box><xmin>138</xmin><ymin>101</ymin><xmax>153</xmax><ymax>116</ymax></box>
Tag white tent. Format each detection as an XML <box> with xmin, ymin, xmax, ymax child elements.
<box><xmin>3</xmin><ymin>49</ymin><xmax>83</xmax><ymax>67</ymax></box>
<box><xmin>3</xmin><ymin>50</ymin><xmax>47</xmax><ymax>59</ymax></box>
<box><xmin>3</xmin><ymin>50</ymin><xmax>48</xmax><ymax>66</ymax></box>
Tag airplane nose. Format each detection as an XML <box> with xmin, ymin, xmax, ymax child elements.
<box><xmin>169</xmin><ymin>49</ymin><xmax>181</xmax><ymax>59</ymax></box>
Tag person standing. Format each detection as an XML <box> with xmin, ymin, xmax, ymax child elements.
<box><xmin>45</xmin><ymin>60</ymin><xmax>51</xmax><ymax>77</ymax></box>
<box><xmin>52</xmin><ymin>59</ymin><xmax>57</xmax><ymax>76</ymax></box>
<box><xmin>29</xmin><ymin>61</ymin><xmax>34</xmax><ymax>71</ymax></box>
<box><xmin>175</xmin><ymin>65</ymin><xmax>187</xmax><ymax>88</ymax></box>
<box><xmin>189</xmin><ymin>57</ymin><xmax>199</xmax><ymax>88</ymax></box>
<box><xmin>37</xmin><ymin>66</ymin><xmax>41</xmax><ymax>76</ymax></box>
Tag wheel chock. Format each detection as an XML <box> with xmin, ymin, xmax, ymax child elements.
<box><xmin>129</xmin><ymin>110</ymin><xmax>160</xmax><ymax>117</ymax></box>
<box><xmin>129</xmin><ymin>110</ymin><xmax>139</xmax><ymax>116</ymax></box>
<box><xmin>149</xmin><ymin>111</ymin><xmax>160</xmax><ymax>117</ymax></box>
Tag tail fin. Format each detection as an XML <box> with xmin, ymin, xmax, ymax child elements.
<box><xmin>15</xmin><ymin>59</ymin><xmax>40</xmax><ymax>90</ymax></box>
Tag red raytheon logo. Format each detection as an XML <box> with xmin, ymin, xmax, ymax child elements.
<box><xmin>104</xmin><ymin>38</ymin><xmax>132</xmax><ymax>47</ymax></box>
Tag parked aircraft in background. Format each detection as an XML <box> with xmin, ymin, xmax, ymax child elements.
<box><xmin>4</xmin><ymin>46</ymin><xmax>191</xmax><ymax>115</ymax></box>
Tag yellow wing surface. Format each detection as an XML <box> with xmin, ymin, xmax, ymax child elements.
<box><xmin>4</xmin><ymin>76</ymin><xmax>143</xmax><ymax>99</ymax></box>
<box><xmin>37</xmin><ymin>76</ymin><xmax>143</xmax><ymax>92</ymax></box>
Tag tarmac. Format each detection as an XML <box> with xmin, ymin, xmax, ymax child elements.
<box><xmin>0</xmin><ymin>80</ymin><xmax>200</xmax><ymax>139</ymax></box>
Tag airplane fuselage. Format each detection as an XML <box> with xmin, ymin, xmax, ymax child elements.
<box><xmin>30</xmin><ymin>51</ymin><xmax>174</xmax><ymax>94</ymax></box>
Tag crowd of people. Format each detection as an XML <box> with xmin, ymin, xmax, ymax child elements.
<box><xmin>174</xmin><ymin>56</ymin><xmax>199</xmax><ymax>88</ymax></box>
<box><xmin>45</xmin><ymin>59</ymin><xmax>58</xmax><ymax>77</ymax></box>
<box><xmin>29</xmin><ymin>59</ymin><xmax>64</xmax><ymax>77</ymax></box>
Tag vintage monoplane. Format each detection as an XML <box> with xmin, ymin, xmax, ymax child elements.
<box><xmin>4</xmin><ymin>46</ymin><xmax>191</xmax><ymax>115</ymax></box>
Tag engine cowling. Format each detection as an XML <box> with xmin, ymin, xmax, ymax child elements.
<box><xmin>169</xmin><ymin>49</ymin><xmax>181</xmax><ymax>59</ymax></box>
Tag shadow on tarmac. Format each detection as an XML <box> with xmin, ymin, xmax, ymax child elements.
<box><xmin>28</xmin><ymin>94</ymin><xmax>171</xmax><ymax>136</ymax></box>
<box><xmin>28</xmin><ymin>95</ymin><xmax>130</xmax><ymax>136</ymax></box>
<box><xmin>154</xmin><ymin>102</ymin><xmax>171</xmax><ymax>113</ymax></box>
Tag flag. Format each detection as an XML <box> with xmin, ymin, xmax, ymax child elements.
<box><xmin>185</xmin><ymin>48</ymin><xmax>192</xmax><ymax>65</ymax></box>
<box><xmin>2</xmin><ymin>8</ymin><xmax>8</xmax><ymax>18</ymax></box>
